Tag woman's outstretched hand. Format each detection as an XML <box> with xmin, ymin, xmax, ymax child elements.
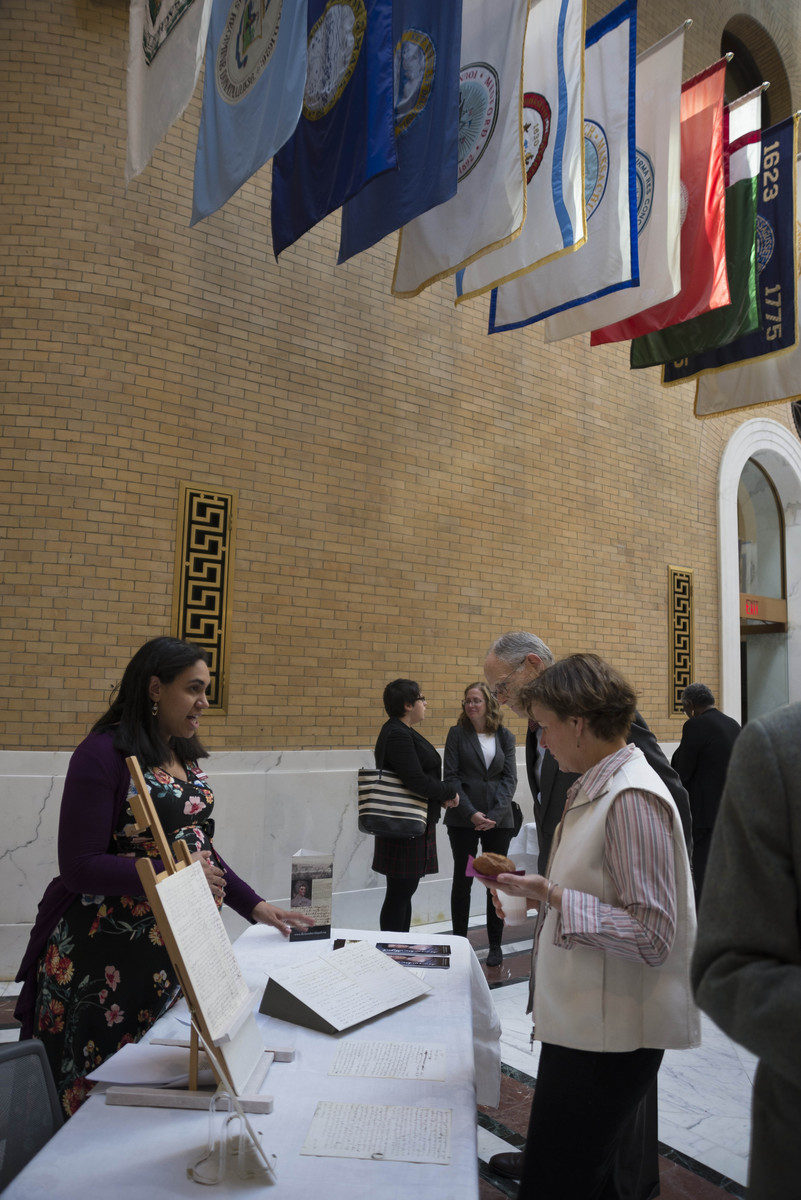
<box><xmin>251</xmin><ymin>900</ymin><xmax>316</xmax><ymax>938</ymax></box>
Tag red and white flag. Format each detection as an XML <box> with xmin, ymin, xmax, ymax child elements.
<box><xmin>591</xmin><ymin>57</ymin><xmax>729</xmax><ymax>345</ymax></box>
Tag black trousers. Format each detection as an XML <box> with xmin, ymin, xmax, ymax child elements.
<box><xmin>379</xmin><ymin>876</ymin><xmax>419</xmax><ymax>932</ymax></box>
<box><xmin>692</xmin><ymin>826</ymin><xmax>714</xmax><ymax>902</ymax></box>
<box><xmin>447</xmin><ymin>825</ymin><xmax>514</xmax><ymax>945</ymax></box>
<box><xmin>518</xmin><ymin>1043</ymin><xmax>664</xmax><ymax>1200</ymax></box>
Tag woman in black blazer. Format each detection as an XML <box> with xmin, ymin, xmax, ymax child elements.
<box><xmin>373</xmin><ymin>679</ymin><xmax>459</xmax><ymax>932</ymax></box>
<box><xmin>444</xmin><ymin>682</ymin><xmax>517</xmax><ymax>965</ymax></box>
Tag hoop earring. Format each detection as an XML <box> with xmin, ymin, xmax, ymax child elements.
<box><xmin>151</xmin><ymin>702</ymin><xmax>159</xmax><ymax>717</ymax></box>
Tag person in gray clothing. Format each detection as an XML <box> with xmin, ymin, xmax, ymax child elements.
<box><xmin>692</xmin><ymin>702</ymin><xmax>801</xmax><ymax>1200</ymax></box>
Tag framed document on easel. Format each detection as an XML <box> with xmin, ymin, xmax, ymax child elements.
<box><xmin>104</xmin><ymin>756</ymin><xmax>282</xmax><ymax>1114</ymax></box>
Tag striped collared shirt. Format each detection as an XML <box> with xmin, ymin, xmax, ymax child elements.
<box><xmin>548</xmin><ymin>743</ymin><xmax>677</xmax><ymax>966</ymax></box>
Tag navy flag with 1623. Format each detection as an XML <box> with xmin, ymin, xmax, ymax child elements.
<box><xmin>271</xmin><ymin>0</ymin><xmax>396</xmax><ymax>258</ymax></box>
<box><xmin>663</xmin><ymin>114</ymin><xmax>798</xmax><ymax>384</ymax></box>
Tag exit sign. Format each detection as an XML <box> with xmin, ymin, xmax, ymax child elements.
<box><xmin>740</xmin><ymin>593</ymin><xmax>788</xmax><ymax>628</ymax></box>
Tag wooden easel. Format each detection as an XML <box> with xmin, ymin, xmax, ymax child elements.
<box><xmin>104</xmin><ymin>755</ymin><xmax>290</xmax><ymax>1114</ymax></box>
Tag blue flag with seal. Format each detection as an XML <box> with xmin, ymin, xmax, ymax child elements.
<box><xmin>664</xmin><ymin>114</ymin><xmax>797</xmax><ymax>385</ymax></box>
<box><xmin>338</xmin><ymin>0</ymin><xmax>462</xmax><ymax>264</ymax></box>
<box><xmin>271</xmin><ymin>0</ymin><xmax>396</xmax><ymax>257</ymax></box>
<box><xmin>192</xmin><ymin>0</ymin><xmax>309</xmax><ymax>226</ymax></box>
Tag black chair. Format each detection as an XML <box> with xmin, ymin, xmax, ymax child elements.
<box><xmin>0</xmin><ymin>1040</ymin><xmax>63</xmax><ymax>1189</ymax></box>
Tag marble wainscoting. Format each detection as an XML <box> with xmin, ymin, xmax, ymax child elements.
<box><xmin>0</xmin><ymin>747</ymin><xmax>535</xmax><ymax>978</ymax></box>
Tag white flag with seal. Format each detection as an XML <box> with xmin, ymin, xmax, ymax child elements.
<box><xmin>543</xmin><ymin>20</ymin><xmax>685</xmax><ymax>341</ymax></box>
<box><xmin>490</xmin><ymin>0</ymin><xmax>637</xmax><ymax>334</ymax></box>
<box><xmin>392</xmin><ymin>0</ymin><xmax>529</xmax><ymax>298</ymax></box>
<box><xmin>127</xmin><ymin>0</ymin><xmax>213</xmax><ymax>183</ymax></box>
<box><xmin>455</xmin><ymin>0</ymin><xmax>586</xmax><ymax>306</ymax></box>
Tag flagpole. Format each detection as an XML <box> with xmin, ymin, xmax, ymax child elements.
<box><xmin>724</xmin><ymin>81</ymin><xmax>770</xmax><ymax>115</ymax></box>
<box><xmin>637</xmin><ymin>18</ymin><xmax>692</xmax><ymax>63</ymax></box>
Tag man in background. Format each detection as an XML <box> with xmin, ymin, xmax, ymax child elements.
<box><xmin>672</xmin><ymin>683</ymin><xmax>740</xmax><ymax>901</ymax></box>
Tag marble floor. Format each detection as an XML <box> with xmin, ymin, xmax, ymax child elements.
<box><xmin>1</xmin><ymin>917</ymin><xmax>754</xmax><ymax>1198</ymax></box>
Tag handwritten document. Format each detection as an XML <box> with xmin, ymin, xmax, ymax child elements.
<box><xmin>267</xmin><ymin>941</ymin><xmax>431</xmax><ymax>1032</ymax></box>
<box><xmin>329</xmin><ymin>1042</ymin><xmax>446</xmax><ymax>1081</ymax></box>
<box><xmin>300</xmin><ymin>1102</ymin><xmax>451</xmax><ymax>1165</ymax></box>
<box><xmin>156</xmin><ymin>862</ymin><xmax>251</xmax><ymax>1043</ymax></box>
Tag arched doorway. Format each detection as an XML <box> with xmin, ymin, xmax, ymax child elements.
<box><xmin>719</xmin><ymin>418</ymin><xmax>801</xmax><ymax>720</ymax></box>
<box><xmin>738</xmin><ymin>458</ymin><xmax>788</xmax><ymax>720</ymax></box>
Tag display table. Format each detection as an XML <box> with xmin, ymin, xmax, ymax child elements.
<box><xmin>7</xmin><ymin>928</ymin><xmax>500</xmax><ymax>1199</ymax></box>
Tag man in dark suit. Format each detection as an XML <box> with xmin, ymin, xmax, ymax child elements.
<box><xmin>672</xmin><ymin>683</ymin><xmax>740</xmax><ymax>901</ymax></box>
<box><xmin>482</xmin><ymin>630</ymin><xmax>692</xmax><ymax>1197</ymax></box>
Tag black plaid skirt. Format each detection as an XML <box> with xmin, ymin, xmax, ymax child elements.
<box><xmin>371</xmin><ymin>819</ymin><xmax>438</xmax><ymax>879</ymax></box>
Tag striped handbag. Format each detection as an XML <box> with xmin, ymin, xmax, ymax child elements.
<box><xmin>357</xmin><ymin>767</ymin><xmax>428</xmax><ymax>838</ymax></box>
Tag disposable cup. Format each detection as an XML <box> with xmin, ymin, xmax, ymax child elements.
<box><xmin>497</xmin><ymin>892</ymin><xmax>529</xmax><ymax>926</ymax></box>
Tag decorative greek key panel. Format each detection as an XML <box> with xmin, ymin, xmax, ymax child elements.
<box><xmin>172</xmin><ymin>486</ymin><xmax>235</xmax><ymax>709</ymax></box>
<box><xmin>669</xmin><ymin>566</ymin><xmax>694</xmax><ymax>716</ymax></box>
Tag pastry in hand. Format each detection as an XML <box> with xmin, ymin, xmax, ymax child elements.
<box><xmin>473</xmin><ymin>852</ymin><xmax>516</xmax><ymax>877</ymax></box>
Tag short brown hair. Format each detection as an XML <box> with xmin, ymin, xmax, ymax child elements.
<box><xmin>457</xmin><ymin>681</ymin><xmax>503</xmax><ymax>733</ymax></box>
<box><xmin>518</xmin><ymin>653</ymin><xmax>636</xmax><ymax>741</ymax></box>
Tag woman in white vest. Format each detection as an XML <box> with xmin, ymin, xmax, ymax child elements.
<box><xmin>492</xmin><ymin>653</ymin><xmax>699</xmax><ymax>1198</ymax></box>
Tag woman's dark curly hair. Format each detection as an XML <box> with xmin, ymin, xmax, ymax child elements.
<box><xmin>92</xmin><ymin>637</ymin><xmax>211</xmax><ymax>769</ymax></box>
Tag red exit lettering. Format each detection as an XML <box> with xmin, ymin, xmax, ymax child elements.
<box><xmin>745</xmin><ymin>599</ymin><xmax>759</xmax><ymax>616</ymax></box>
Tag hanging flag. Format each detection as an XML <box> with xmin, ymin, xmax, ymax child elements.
<box><xmin>591</xmin><ymin>56</ymin><xmax>729</xmax><ymax>345</ymax></box>
<box><xmin>631</xmin><ymin>87</ymin><xmax>763</xmax><ymax>370</ymax></box>
<box><xmin>542</xmin><ymin>21</ymin><xmax>684</xmax><ymax>342</ymax></box>
<box><xmin>454</xmin><ymin>0</ymin><xmax>586</xmax><ymax>305</ymax></box>
<box><xmin>489</xmin><ymin>0</ymin><xmax>638</xmax><ymax>335</ymax></box>
<box><xmin>127</xmin><ymin>0</ymin><xmax>213</xmax><ymax>183</ymax></box>
<box><xmin>391</xmin><ymin>0</ymin><xmax>530</xmax><ymax>299</ymax></box>
<box><xmin>338</xmin><ymin>1</ymin><xmax>462</xmax><ymax>263</ymax></box>
<box><xmin>192</xmin><ymin>0</ymin><xmax>308</xmax><ymax>225</ymax></box>
<box><xmin>672</xmin><ymin>115</ymin><xmax>798</xmax><ymax>402</ymax></box>
<box><xmin>694</xmin><ymin>158</ymin><xmax>801</xmax><ymax>415</ymax></box>
<box><xmin>271</xmin><ymin>0</ymin><xmax>396</xmax><ymax>258</ymax></box>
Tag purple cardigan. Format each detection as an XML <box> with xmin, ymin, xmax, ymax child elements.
<box><xmin>15</xmin><ymin>731</ymin><xmax>263</xmax><ymax>1037</ymax></box>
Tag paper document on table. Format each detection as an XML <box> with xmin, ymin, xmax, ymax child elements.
<box><xmin>329</xmin><ymin>1042</ymin><xmax>446</xmax><ymax>1081</ymax></box>
<box><xmin>156</xmin><ymin>862</ymin><xmax>251</xmax><ymax>1043</ymax></box>
<box><xmin>261</xmin><ymin>941</ymin><xmax>431</xmax><ymax>1033</ymax></box>
<box><xmin>300</xmin><ymin>1102</ymin><xmax>451</xmax><ymax>1164</ymax></box>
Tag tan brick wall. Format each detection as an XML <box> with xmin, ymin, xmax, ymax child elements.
<box><xmin>1</xmin><ymin>0</ymin><xmax>797</xmax><ymax>753</ymax></box>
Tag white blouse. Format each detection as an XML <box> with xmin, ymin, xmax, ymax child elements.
<box><xmin>476</xmin><ymin>732</ymin><xmax>496</xmax><ymax>769</ymax></box>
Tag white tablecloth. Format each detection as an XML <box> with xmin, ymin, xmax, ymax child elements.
<box><xmin>7</xmin><ymin>928</ymin><xmax>500</xmax><ymax>1199</ymax></box>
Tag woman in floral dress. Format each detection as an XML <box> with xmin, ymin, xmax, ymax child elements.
<box><xmin>15</xmin><ymin>637</ymin><xmax>313</xmax><ymax>1116</ymax></box>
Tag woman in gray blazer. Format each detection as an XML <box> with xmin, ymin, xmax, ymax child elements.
<box><xmin>444</xmin><ymin>682</ymin><xmax>517</xmax><ymax>965</ymax></box>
